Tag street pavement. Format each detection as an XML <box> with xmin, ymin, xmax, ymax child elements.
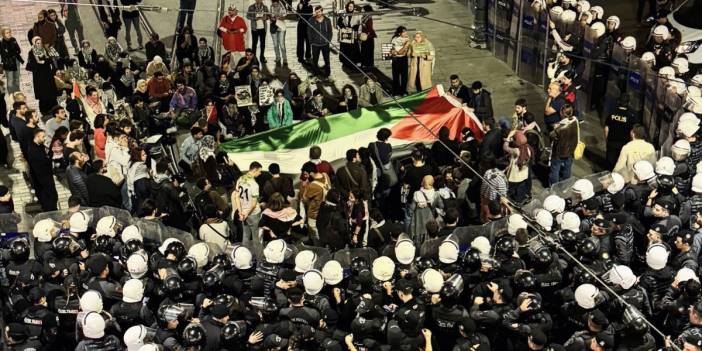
<box><xmin>1</xmin><ymin>0</ymin><xmax>650</xmax><ymax>212</ymax></box>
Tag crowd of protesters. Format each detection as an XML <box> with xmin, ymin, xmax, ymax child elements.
<box><xmin>3</xmin><ymin>0</ymin><xmax>702</xmax><ymax>351</ymax></box>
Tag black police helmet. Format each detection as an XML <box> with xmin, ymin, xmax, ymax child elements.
<box><xmin>177</xmin><ymin>257</ymin><xmax>198</xmax><ymax>279</ymax></box>
<box><xmin>461</xmin><ymin>248</ymin><xmax>482</xmax><ymax>271</ymax></box>
<box><xmin>414</xmin><ymin>256</ymin><xmax>436</xmax><ymax>273</ymax></box>
<box><xmin>164</xmin><ymin>275</ymin><xmax>184</xmax><ymax>294</ymax></box>
<box><xmin>215</xmin><ymin>294</ymin><xmax>235</xmax><ymax>308</ymax></box>
<box><xmin>577</xmin><ymin>237</ymin><xmax>600</xmax><ymax>257</ymax></box>
<box><xmin>124</xmin><ymin>239</ymin><xmax>143</xmax><ymax>256</ymax></box>
<box><xmin>495</xmin><ymin>236</ymin><xmax>515</xmax><ymax>256</ymax></box>
<box><xmin>10</xmin><ymin>239</ymin><xmax>30</xmax><ymax>262</ymax></box>
<box><xmin>657</xmin><ymin>175</ymin><xmax>675</xmax><ymax>192</ymax></box>
<box><xmin>202</xmin><ymin>270</ymin><xmax>222</xmax><ymax>290</ymax></box>
<box><xmin>573</xmin><ymin>268</ymin><xmax>596</xmax><ymax>286</ymax></box>
<box><xmin>93</xmin><ymin>235</ymin><xmax>113</xmax><ymax>254</ymax></box>
<box><xmin>221</xmin><ymin>320</ymin><xmax>247</xmax><ymax>342</ymax></box>
<box><xmin>165</xmin><ymin>241</ymin><xmax>186</xmax><ymax>261</ymax></box>
<box><xmin>212</xmin><ymin>253</ymin><xmax>231</xmax><ymax>269</ymax></box>
<box><xmin>534</xmin><ymin>248</ymin><xmax>553</xmax><ymax>267</ymax></box>
<box><xmin>52</xmin><ymin>236</ymin><xmax>72</xmax><ymax>256</ymax></box>
<box><xmin>514</xmin><ymin>270</ymin><xmax>536</xmax><ymax>291</ymax></box>
<box><xmin>183</xmin><ymin>324</ymin><xmax>206</xmax><ymax>346</ymax></box>
<box><xmin>558</xmin><ymin>230</ymin><xmax>579</xmax><ymax>250</ymax></box>
<box><xmin>351</xmin><ymin>256</ymin><xmax>369</xmax><ymax>274</ymax></box>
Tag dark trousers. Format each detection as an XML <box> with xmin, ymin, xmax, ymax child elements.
<box><xmin>360</xmin><ymin>38</ymin><xmax>374</xmax><ymax>67</ymax></box>
<box><xmin>637</xmin><ymin>0</ymin><xmax>657</xmax><ymax>22</ymax></box>
<box><xmin>297</xmin><ymin>24</ymin><xmax>311</xmax><ymax>60</ymax></box>
<box><xmin>606</xmin><ymin>142</ymin><xmax>625</xmax><ymax>170</ymax></box>
<box><xmin>549</xmin><ymin>157</ymin><xmax>573</xmax><ymax>186</ymax></box>
<box><xmin>251</xmin><ymin>29</ymin><xmax>266</xmax><ymax>59</ymax></box>
<box><xmin>0</xmin><ymin>129</ymin><xmax>8</xmax><ymax>167</ymax></box>
<box><xmin>392</xmin><ymin>57</ymin><xmax>408</xmax><ymax>95</ymax></box>
<box><xmin>35</xmin><ymin>179</ymin><xmax>58</xmax><ymax>211</ymax></box>
<box><xmin>39</xmin><ymin>98</ymin><xmax>58</xmax><ymax>115</ymax></box>
<box><xmin>177</xmin><ymin>0</ymin><xmax>197</xmax><ymax>30</ymax></box>
<box><xmin>508</xmin><ymin>179</ymin><xmax>530</xmax><ymax>204</ymax></box>
<box><xmin>311</xmin><ymin>45</ymin><xmax>331</xmax><ymax>77</ymax></box>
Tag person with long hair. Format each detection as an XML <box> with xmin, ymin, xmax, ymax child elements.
<box><xmin>504</xmin><ymin>130</ymin><xmax>534</xmax><ymax>204</ymax></box>
<box><xmin>259</xmin><ymin>192</ymin><xmax>303</xmax><ymax>244</ymax></box>
<box><xmin>390</xmin><ymin>26</ymin><xmax>410</xmax><ymax>96</ymax></box>
<box><xmin>407</xmin><ymin>31</ymin><xmax>434</xmax><ymax>93</ymax></box>
<box><xmin>409</xmin><ymin>175</ymin><xmax>443</xmax><ymax>245</ymax></box>
<box><xmin>50</xmin><ymin>126</ymin><xmax>69</xmax><ymax>170</ymax></box>
<box><xmin>127</xmin><ymin>146</ymin><xmax>151</xmax><ymax>213</ymax></box>
<box><xmin>93</xmin><ymin>114</ymin><xmax>109</xmax><ymax>160</ymax></box>
<box><xmin>337</xmin><ymin>1</ymin><xmax>361</xmax><ymax>69</ymax></box>
<box><xmin>359</xmin><ymin>4</ymin><xmax>377</xmax><ymax>69</ymax></box>
<box><xmin>337</xmin><ymin>84</ymin><xmax>358</xmax><ymax>112</ymax></box>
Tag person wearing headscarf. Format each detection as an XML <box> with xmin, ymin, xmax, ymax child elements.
<box><xmin>78</xmin><ymin>40</ymin><xmax>98</xmax><ymax>70</ymax></box>
<box><xmin>26</xmin><ymin>36</ymin><xmax>58</xmax><ymax>114</ymax></box>
<box><xmin>146</xmin><ymin>55</ymin><xmax>170</xmax><ymax>78</ymax></box>
<box><xmin>266</xmin><ymin>89</ymin><xmax>293</xmax><ymax>129</ymax></box>
<box><xmin>104</xmin><ymin>37</ymin><xmax>123</xmax><ymax>68</ymax></box>
<box><xmin>504</xmin><ymin>130</ymin><xmax>534</xmax><ymax>204</ymax></box>
<box><xmin>133</xmin><ymin>79</ymin><xmax>149</xmax><ymax>102</ymax></box>
<box><xmin>407</xmin><ymin>31</ymin><xmax>434</xmax><ymax>93</ymax></box>
<box><xmin>47</xmin><ymin>9</ymin><xmax>69</xmax><ymax>64</ymax></box>
<box><xmin>64</xmin><ymin>58</ymin><xmax>88</xmax><ymax>85</ymax></box>
<box><xmin>336</xmin><ymin>1</ymin><xmax>361</xmax><ymax>69</ymax></box>
<box><xmin>219</xmin><ymin>5</ymin><xmax>248</xmax><ymax>54</ymax></box>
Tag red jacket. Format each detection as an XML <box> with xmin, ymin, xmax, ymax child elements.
<box><xmin>219</xmin><ymin>15</ymin><xmax>247</xmax><ymax>52</ymax></box>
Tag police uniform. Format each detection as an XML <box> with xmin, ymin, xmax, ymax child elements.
<box><xmin>605</xmin><ymin>106</ymin><xmax>637</xmax><ymax>168</ymax></box>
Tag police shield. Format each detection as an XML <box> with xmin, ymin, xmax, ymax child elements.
<box><xmin>517</xmin><ymin>3</ymin><xmax>541</xmax><ymax>83</ymax></box>
<box><xmin>494</xmin><ymin>0</ymin><xmax>514</xmax><ymax>62</ymax></box>
<box><xmin>507</xmin><ymin>0</ymin><xmax>523</xmax><ymax>69</ymax></box>
<box><xmin>0</xmin><ymin>213</ymin><xmax>33</xmax><ymax>234</ymax></box>
<box><xmin>94</xmin><ymin>206</ymin><xmax>134</xmax><ymax>229</ymax></box>
<box><xmin>579</xmin><ymin>25</ymin><xmax>596</xmax><ymax>112</ymax></box>
<box><xmin>626</xmin><ymin>56</ymin><xmax>644</xmax><ymax>118</ymax></box>
<box><xmin>164</xmin><ymin>226</ymin><xmax>197</xmax><ymax>250</ymax></box>
<box><xmin>652</xmin><ymin>75</ymin><xmax>671</xmax><ymax>147</ymax></box>
<box><xmin>642</xmin><ymin>61</ymin><xmax>658</xmax><ymax>145</ymax></box>
<box><xmin>659</xmin><ymin>85</ymin><xmax>685</xmax><ymax>153</ymax></box>
<box><xmin>332</xmin><ymin>247</ymin><xmax>378</xmax><ymax>269</ymax></box>
<box><xmin>33</xmin><ymin>208</ymin><xmax>98</xmax><ymax>229</ymax></box>
<box><xmin>133</xmin><ymin>218</ymin><xmax>166</xmax><ymax>247</ymax></box>
<box><xmin>603</xmin><ymin>43</ymin><xmax>627</xmax><ymax>116</ymax></box>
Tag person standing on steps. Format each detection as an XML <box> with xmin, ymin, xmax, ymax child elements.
<box><xmin>247</xmin><ymin>0</ymin><xmax>270</xmax><ymax>63</ymax></box>
<box><xmin>0</xmin><ymin>28</ymin><xmax>24</xmax><ymax>94</ymax></box>
<box><xmin>60</xmin><ymin>0</ymin><xmax>85</xmax><ymax>55</ymax></box>
<box><xmin>121</xmin><ymin>0</ymin><xmax>144</xmax><ymax>51</ymax></box>
<box><xmin>28</xmin><ymin>129</ymin><xmax>58</xmax><ymax>211</ymax></box>
<box><xmin>178</xmin><ymin>0</ymin><xmax>197</xmax><ymax>31</ymax></box>
<box><xmin>97</xmin><ymin>0</ymin><xmax>122</xmax><ymax>39</ymax></box>
<box><xmin>296</xmin><ymin>0</ymin><xmax>313</xmax><ymax>63</ymax></box>
<box><xmin>219</xmin><ymin>5</ymin><xmax>247</xmax><ymax>59</ymax></box>
<box><xmin>307</xmin><ymin>6</ymin><xmax>333</xmax><ymax>81</ymax></box>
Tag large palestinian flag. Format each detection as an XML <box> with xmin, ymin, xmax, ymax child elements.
<box><xmin>220</xmin><ymin>85</ymin><xmax>484</xmax><ymax>173</ymax></box>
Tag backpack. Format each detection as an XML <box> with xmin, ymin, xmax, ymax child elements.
<box><xmin>194</xmin><ymin>191</ymin><xmax>216</xmax><ymax>220</ymax></box>
<box><xmin>524</xmin><ymin>129</ymin><xmax>551</xmax><ymax>166</ymax></box>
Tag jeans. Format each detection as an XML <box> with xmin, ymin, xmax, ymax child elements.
<box><xmin>311</xmin><ymin>45</ymin><xmax>331</xmax><ymax>77</ymax></box>
<box><xmin>178</xmin><ymin>0</ymin><xmax>197</xmax><ymax>29</ymax></box>
<box><xmin>272</xmin><ymin>30</ymin><xmax>286</xmax><ymax>62</ymax></box>
<box><xmin>391</xmin><ymin>57</ymin><xmax>408</xmax><ymax>95</ymax></box>
<box><xmin>296</xmin><ymin>24</ymin><xmax>311</xmax><ymax>60</ymax></box>
<box><xmin>5</xmin><ymin>68</ymin><xmax>20</xmax><ymax>94</ymax></box>
<box><xmin>241</xmin><ymin>211</ymin><xmax>261</xmax><ymax>245</ymax></box>
<box><xmin>508</xmin><ymin>179</ymin><xmax>530</xmax><ymax>204</ymax></box>
<box><xmin>308</xmin><ymin>218</ymin><xmax>319</xmax><ymax>245</ymax></box>
<box><xmin>123</xmin><ymin>15</ymin><xmax>143</xmax><ymax>48</ymax></box>
<box><xmin>549</xmin><ymin>157</ymin><xmax>573</xmax><ymax>186</ymax></box>
<box><xmin>66</xmin><ymin>21</ymin><xmax>85</xmax><ymax>52</ymax></box>
<box><xmin>251</xmin><ymin>29</ymin><xmax>266</xmax><ymax>59</ymax></box>
<box><xmin>402</xmin><ymin>205</ymin><xmax>413</xmax><ymax>233</ymax></box>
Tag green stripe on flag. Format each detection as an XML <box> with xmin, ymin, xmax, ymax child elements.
<box><xmin>220</xmin><ymin>90</ymin><xmax>429</xmax><ymax>153</ymax></box>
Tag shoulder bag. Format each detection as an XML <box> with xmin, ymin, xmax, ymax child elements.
<box><xmin>574</xmin><ymin>119</ymin><xmax>586</xmax><ymax>160</ymax></box>
<box><xmin>372</xmin><ymin>142</ymin><xmax>398</xmax><ymax>188</ymax></box>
